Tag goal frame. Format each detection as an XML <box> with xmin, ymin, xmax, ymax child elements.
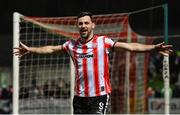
<box><xmin>13</xmin><ymin>12</ymin><xmax>20</xmax><ymax>114</ymax></box>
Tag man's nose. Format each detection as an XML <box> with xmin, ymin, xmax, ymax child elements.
<box><xmin>82</xmin><ymin>23</ymin><xmax>86</xmax><ymax>27</ymax></box>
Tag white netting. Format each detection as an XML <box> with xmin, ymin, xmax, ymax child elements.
<box><xmin>18</xmin><ymin>18</ymin><xmax>71</xmax><ymax>114</ymax></box>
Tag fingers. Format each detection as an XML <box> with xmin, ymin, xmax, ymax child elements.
<box><xmin>13</xmin><ymin>50</ymin><xmax>29</xmax><ymax>58</ymax></box>
<box><xmin>18</xmin><ymin>52</ymin><xmax>29</xmax><ymax>58</ymax></box>
<box><xmin>13</xmin><ymin>51</ymin><xmax>19</xmax><ymax>55</ymax></box>
<box><xmin>159</xmin><ymin>51</ymin><xmax>169</xmax><ymax>56</ymax></box>
<box><xmin>13</xmin><ymin>48</ymin><xmax>21</xmax><ymax>54</ymax></box>
<box><xmin>159</xmin><ymin>42</ymin><xmax>165</xmax><ymax>46</ymax></box>
<box><xmin>158</xmin><ymin>49</ymin><xmax>174</xmax><ymax>56</ymax></box>
<box><xmin>13</xmin><ymin>50</ymin><xmax>21</xmax><ymax>56</ymax></box>
<box><xmin>13</xmin><ymin>47</ymin><xmax>20</xmax><ymax>49</ymax></box>
<box><xmin>20</xmin><ymin>42</ymin><xmax>24</xmax><ymax>46</ymax></box>
<box><xmin>163</xmin><ymin>45</ymin><xmax>173</xmax><ymax>54</ymax></box>
<box><xmin>157</xmin><ymin>42</ymin><xmax>165</xmax><ymax>47</ymax></box>
<box><xmin>13</xmin><ymin>48</ymin><xmax>19</xmax><ymax>55</ymax></box>
<box><xmin>20</xmin><ymin>42</ymin><xmax>28</xmax><ymax>49</ymax></box>
<box><xmin>160</xmin><ymin>44</ymin><xmax>172</xmax><ymax>49</ymax></box>
<box><xmin>13</xmin><ymin>42</ymin><xmax>29</xmax><ymax>58</ymax></box>
<box><xmin>163</xmin><ymin>45</ymin><xmax>173</xmax><ymax>49</ymax></box>
<box><xmin>157</xmin><ymin>42</ymin><xmax>172</xmax><ymax>48</ymax></box>
<box><xmin>156</xmin><ymin>42</ymin><xmax>173</xmax><ymax>54</ymax></box>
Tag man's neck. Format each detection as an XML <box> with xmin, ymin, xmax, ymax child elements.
<box><xmin>80</xmin><ymin>33</ymin><xmax>94</xmax><ymax>44</ymax></box>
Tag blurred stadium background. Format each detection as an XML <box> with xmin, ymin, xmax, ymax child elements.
<box><xmin>0</xmin><ymin>0</ymin><xmax>180</xmax><ymax>114</ymax></box>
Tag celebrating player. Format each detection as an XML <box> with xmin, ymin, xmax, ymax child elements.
<box><xmin>14</xmin><ymin>12</ymin><xmax>173</xmax><ymax>114</ymax></box>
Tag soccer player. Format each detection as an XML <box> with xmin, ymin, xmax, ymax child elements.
<box><xmin>14</xmin><ymin>12</ymin><xmax>173</xmax><ymax>114</ymax></box>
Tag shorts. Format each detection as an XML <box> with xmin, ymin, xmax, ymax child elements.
<box><xmin>73</xmin><ymin>94</ymin><xmax>110</xmax><ymax>114</ymax></box>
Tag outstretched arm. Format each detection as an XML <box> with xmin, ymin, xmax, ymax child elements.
<box><xmin>114</xmin><ymin>42</ymin><xmax>173</xmax><ymax>55</ymax></box>
<box><xmin>14</xmin><ymin>42</ymin><xmax>64</xmax><ymax>57</ymax></box>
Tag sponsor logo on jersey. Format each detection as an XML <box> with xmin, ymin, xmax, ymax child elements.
<box><xmin>79</xmin><ymin>54</ymin><xmax>94</xmax><ymax>58</ymax></box>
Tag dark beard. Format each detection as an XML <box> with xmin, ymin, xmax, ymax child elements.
<box><xmin>81</xmin><ymin>34</ymin><xmax>87</xmax><ymax>38</ymax></box>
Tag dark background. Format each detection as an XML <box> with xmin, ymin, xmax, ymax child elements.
<box><xmin>0</xmin><ymin>0</ymin><xmax>179</xmax><ymax>67</ymax></box>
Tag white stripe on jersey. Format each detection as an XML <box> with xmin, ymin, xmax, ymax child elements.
<box><xmin>86</xmin><ymin>43</ymin><xmax>96</xmax><ymax>96</ymax></box>
<box><xmin>63</xmin><ymin>35</ymin><xmax>115</xmax><ymax>97</ymax></box>
<box><xmin>97</xmin><ymin>36</ymin><xmax>106</xmax><ymax>95</ymax></box>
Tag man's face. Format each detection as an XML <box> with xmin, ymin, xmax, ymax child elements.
<box><xmin>77</xmin><ymin>16</ymin><xmax>95</xmax><ymax>39</ymax></box>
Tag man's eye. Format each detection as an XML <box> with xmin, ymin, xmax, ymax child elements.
<box><xmin>78</xmin><ymin>22</ymin><xmax>83</xmax><ymax>25</ymax></box>
<box><xmin>85</xmin><ymin>22</ymin><xmax>89</xmax><ymax>24</ymax></box>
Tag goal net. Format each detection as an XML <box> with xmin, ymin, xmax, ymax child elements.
<box><xmin>13</xmin><ymin>12</ymin><xmax>153</xmax><ymax>114</ymax></box>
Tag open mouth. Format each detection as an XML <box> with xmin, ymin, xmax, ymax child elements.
<box><xmin>80</xmin><ymin>30</ymin><xmax>87</xmax><ymax>35</ymax></box>
<box><xmin>80</xmin><ymin>28</ymin><xmax>88</xmax><ymax>33</ymax></box>
<box><xmin>80</xmin><ymin>29</ymin><xmax>88</xmax><ymax>38</ymax></box>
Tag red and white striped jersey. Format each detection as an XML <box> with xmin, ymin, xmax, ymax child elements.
<box><xmin>63</xmin><ymin>35</ymin><xmax>115</xmax><ymax>97</ymax></box>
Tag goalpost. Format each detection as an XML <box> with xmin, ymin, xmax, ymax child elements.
<box><xmin>163</xmin><ymin>3</ymin><xmax>170</xmax><ymax>114</ymax></box>
<box><xmin>13</xmin><ymin>12</ymin><xmax>20</xmax><ymax>114</ymax></box>
<box><xmin>13</xmin><ymin>6</ymin><xmax>170</xmax><ymax>114</ymax></box>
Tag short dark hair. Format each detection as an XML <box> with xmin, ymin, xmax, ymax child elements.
<box><xmin>77</xmin><ymin>12</ymin><xmax>93</xmax><ymax>20</ymax></box>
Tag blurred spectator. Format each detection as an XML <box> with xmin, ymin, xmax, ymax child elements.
<box><xmin>174</xmin><ymin>52</ymin><xmax>180</xmax><ymax>85</ymax></box>
<box><xmin>55</xmin><ymin>78</ymin><xmax>70</xmax><ymax>99</ymax></box>
<box><xmin>43</xmin><ymin>80</ymin><xmax>56</xmax><ymax>98</ymax></box>
<box><xmin>1</xmin><ymin>85</ymin><xmax>10</xmax><ymax>100</ymax></box>
<box><xmin>0</xmin><ymin>85</ymin><xmax>12</xmax><ymax>114</ymax></box>
<box><xmin>36</xmin><ymin>83</ymin><xmax>44</xmax><ymax>98</ymax></box>
<box><xmin>43</xmin><ymin>81</ymin><xmax>50</xmax><ymax>98</ymax></box>
<box><xmin>154</xmin><ymin>87</ymin><xmax>162</xmax><ymax>98</ymax></box>
<box><xmin>175</xmin><ymin>51</ymin><xmax>180</xmax><ymax>74</ymax></box>
<box><xmin>147</xmin><ymin>86</ymin><xmax>155</xmax><ymax>98</ymax></box>
<box><xmin>28</xmin><ymin>79</ymin><xmax>39</xmax><ymax>99</ymax></box>
<box><xmin>8</xmin><ymin>85</ymin><xmax>13</xmax><ymax>103</ymax></box>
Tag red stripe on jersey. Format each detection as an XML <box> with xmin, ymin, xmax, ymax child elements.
<box><xmin>72</xmin><ymin>42</ymin><xmax>80</xmax><ymax>95</ymax></box>
<box><xmin>105</xmin><ymin>43</ymin><xmax>112</xmax><ymax>48</ymax></box>
<box><xmin>82</xmin><ymin>45</ymin><xmax>89</xmax><ymax>96</ymax></box>
<box><xmin>92</xmin><ymin>36</ymin><xmax>100</xmax><ymax>95</ymax></box>
<box><xmin>103</xmin><ymin>37</ymin><xmax>111</xmax><ymax>93</ymax></box>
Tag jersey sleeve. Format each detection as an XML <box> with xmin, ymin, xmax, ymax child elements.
<box><xmin>62</xmin><ymin>40</ymin><xmax>71</xmax><ymax>53</ymax></box>
<box><xmin>104</xmin><ymin>36</ymin><xmax>115</xmax><ymax>49</ymax></box>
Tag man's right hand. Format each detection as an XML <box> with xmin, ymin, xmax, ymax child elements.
<box><xmin>13</xmin><ymin>42</ymin><xmax>30</xmax><ymax>57</ymax></box>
